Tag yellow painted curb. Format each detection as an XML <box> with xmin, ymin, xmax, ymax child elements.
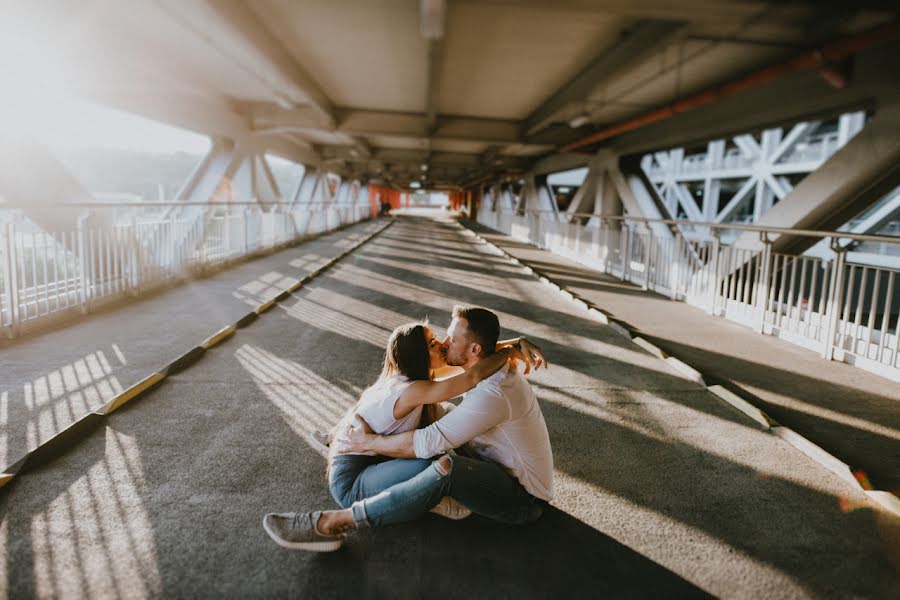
<box><xmin>707</xmin><ymin>385</ymin><xmax>774</xmax><ymax>429</ymax></box>
<box><xmin>200</xmin><ymin>325</ymin><xmax>236</xmax><ymax>349</ymax></box>
<box><xmin>633</xmin><ymin>336</ymin><xmax>667</xmax><ymax>359</ymax></box>
<box><xmin>255</xmin><ymin>298</ymin><xmax>277</xmax><ymax>314</ymax></box>
<box><xmin>865</xmin><ymin>491</ymin><xmax>900</xmax><ymax>517</ymax></box>
<box><xmin>100</xmin><ymin>372</ymin><xmax>166</xmax><ymax>415</ymax></box>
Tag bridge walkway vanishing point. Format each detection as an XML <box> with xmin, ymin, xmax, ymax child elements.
<box><xmin>0</xmin><ymin>215</ymin><xmax>897</xmax><ymax>598</ymax></box>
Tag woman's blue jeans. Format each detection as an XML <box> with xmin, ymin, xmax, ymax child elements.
<box><xmin>329</xmin><ymin>453</ymin><xmax>544</xmax><ymax>529</ymax></box>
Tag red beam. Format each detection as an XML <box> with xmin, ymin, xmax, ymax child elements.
<box><xmin>557</xmin><ymin>20</ymin><xmax>900</xmax><ymax>154</ymax></box>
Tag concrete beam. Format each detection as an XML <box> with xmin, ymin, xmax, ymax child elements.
<box><xmin>608</xmin><ymin>39</ymin><xmax>900</xmax><ymax>157</ymax></box>
<box><xmin>255</xmin><ymin>135</ymin><xmax>321</xmax><ymax>168</ymax></box>
<box><xmin>425</xmin><ymin>40</ymin><xmax>444</xmax><ymax>135</ymax></box>
<box><xmin>530</xmin><ymin>152</ymin><xmax>592</xmax><ymax>176</ymax></box>
<box><xmin>453</xmin><ymin>0</ymin><xmax>772</xmax><ymax>22</ymax></box>
<box><xmin>83</xmin><ymin>89</ymin><xmax>249</xmax><ymax>141</ymax></box>
<box><xmin>526</xmin><ymin>20</ymin><xmax>684</xmax><ymax>135</ymax></box>
<box><xmin>251</xmin><ymin>106</ymin><xmax>524</xmax><ymax>145</ymax></box>
<box><xmin>157</xmin><ymin>0</ymin><xmax>335</xmax><ymax>127</ymax></box>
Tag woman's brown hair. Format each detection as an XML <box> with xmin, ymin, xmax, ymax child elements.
<box><xmin>328</xmin><ymin>322</ymin><xmax>438</xmax><ymax>453</ymax></box>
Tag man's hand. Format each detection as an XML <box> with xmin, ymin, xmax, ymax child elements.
<box><xmin>337</xmin><ymin>414</ymin><xmax>374</xmax><ymax>454</ymax></box>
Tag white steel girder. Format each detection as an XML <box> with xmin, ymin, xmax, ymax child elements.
<box><xmin>643</xmin><ymin>111</ymin><xmax>868</xmax><ymax>235</ymax></box>
<box><xmin>734</xmin><ymin>102</ymin><xmax>900</xmax><ymax>254</ymax></box>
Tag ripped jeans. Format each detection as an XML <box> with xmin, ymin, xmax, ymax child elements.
<box><xmin>329</xmin><ymin>453</ymin><xmax>545</xmax><ymax>529</ymax></box>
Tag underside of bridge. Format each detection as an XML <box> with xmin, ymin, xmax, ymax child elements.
<box><xmin>3</xmin><ymin>1</ymin><xmax>898</xmax><ymax>190</ymax></box>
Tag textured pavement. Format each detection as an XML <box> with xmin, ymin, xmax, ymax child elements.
<box><xmin>0</xmin><ymin>215</ymin><xmax>897</xmax><ymax>598</ymax></box>
<box><xmin>0</xmin><ymin>219</ymin><xmax>386</xmax><ymax>472</ymax></box>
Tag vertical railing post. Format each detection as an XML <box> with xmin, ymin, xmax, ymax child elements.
<box><xmin>755</xmin><ymin>232</ymin><xmax>773</xmax><ymax>334</ymax></box>
<box><xmin>822</xmin><ymin>239</ymin><xmax>847</xmax><ymax>361</ymax></box>
<box><xmin>642</xmin><ymin>229</ymin><xmax>653</xmax><ymax>291</ymax></box>
<box><xmin>670</xmin><ymin>232</ymin><xmax>682</xmax><ymax>300</ymax></box>
<box><xmin>3</xmin><ymin>221</ymin><xmax>20</xmax><ymax>337</ymax></box>
<box><xmin>76</xmin><ymin>213</ymin><xmax>91</xmax><ymax>314</ymax></box>
<box><xmin>169</xmin><ymin>213</ymin><xmax>178</xmax><ymax>276</ymax></box>
<box><xmin>129</xmin><ymin>216</ymin><xmax>140</xmax><ymax>295</ymax></box>
<box><xmin>621</xmin><ymin>223</ymin><xmax>632</xmax><ymax>282</ymax></box>
<box><xmin>707</xmin><ymin>228</ymin><xmax>721</xmax><ymax>315</ymax></box>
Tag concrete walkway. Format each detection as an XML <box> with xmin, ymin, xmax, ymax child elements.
<box><xmin>0</xmin><ymin>215</ymin><xmax>897</xmax><ymax>598</ymax></box>
<box><xmin>466</xmin><ymin>221</ymin><xmax>900</xmax><ymax>495</ymax></box>
<box><xmin>0</xmin><ymin>219</ymin><xmax>387</xmax><ymax>472</ymax></box>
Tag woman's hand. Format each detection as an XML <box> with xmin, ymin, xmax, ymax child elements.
<box><xmin>519</xmin><ymin>338</ymin><xmax>547</xmax><ymax>371</ymax></box>
<box><xmin>336</xmin><ymin>414</ymin><xmax>375</xmax><ymax>454</ymax></box>
<box><xmin>509</xmin><ymin>338</ymin><xmax>547</xmax><ymax>374</ymax></box>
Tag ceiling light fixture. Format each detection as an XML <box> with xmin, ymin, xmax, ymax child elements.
<box><xmin>568</xmin><ymin>114</ymin><xmax>590</xmax><ymax>128</ymax></box>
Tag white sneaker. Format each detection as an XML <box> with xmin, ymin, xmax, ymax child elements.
<box><xmin>429</xmin><ymin>496</ymin><xmax>472</xmax><ymax>520</ymax></box>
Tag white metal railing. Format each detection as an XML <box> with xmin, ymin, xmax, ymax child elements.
<box><xmin>0</xmin><ymin>202</ymin><xmax>372</xmax><ymax>336</ymax></box>
<box><xmin>477</xmin><ymin>208</ymin><xmax>900</xmax><ymax>382</ymax></box>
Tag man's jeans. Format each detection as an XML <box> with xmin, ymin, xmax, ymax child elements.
<box><xmin>329</xmin><ymin>453</ymin><xmax>545</xmax><ymax>528</ymax></box>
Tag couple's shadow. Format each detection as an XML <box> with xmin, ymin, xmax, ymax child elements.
<box><xmin>304</xmin><ymin>506</ymin><xmax>711</xmax><ymax>599</ymax></box>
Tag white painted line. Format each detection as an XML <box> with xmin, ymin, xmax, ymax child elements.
<box><xmin>707</xmin><ymin>385</ymin><xmax>773</xmax><ymax>429</ymax></box>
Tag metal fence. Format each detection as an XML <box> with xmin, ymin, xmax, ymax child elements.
<box><xmin>477</xmin><ymin>207</ymin><xmax>900</xmax><ymax>382</ymax></box>
<box><xmin>0</xmin><ymin>202</ymin><xmax>371</xmax><ymax>336</ymax></box>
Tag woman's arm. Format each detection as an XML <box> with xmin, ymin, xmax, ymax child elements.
<box><xmin>393</xmin><ymin>345</ymin><xmax>521</xmax><ymax>419</ymax></box>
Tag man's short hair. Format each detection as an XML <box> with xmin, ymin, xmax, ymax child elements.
<box><xmin>452</xmin><ymin>305</ymin><xmax>499</xmax><ymax>356</ymax></box>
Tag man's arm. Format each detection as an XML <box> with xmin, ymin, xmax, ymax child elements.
<box><xmin>414</xmin><ymin>383</ymin><xmax>509</xmax><ymax>458</ymax></box>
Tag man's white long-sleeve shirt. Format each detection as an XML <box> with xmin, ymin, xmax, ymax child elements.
<box><xmin>413</xmin><ymin>363</ymin><xmax>554</xmax><ymax>501</ymax></box>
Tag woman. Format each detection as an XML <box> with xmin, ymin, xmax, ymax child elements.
<box><xmin>326</xmin><ymin>321</ymin><xmax>539</xmax><ymax>521</ymax></box>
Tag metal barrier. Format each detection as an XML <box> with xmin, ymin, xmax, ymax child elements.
<box><xmin>0</xmin><ymin>203</ymin><xmax>371</xmax><ymax>337</ymax></box>
<box><xmin>477</xmin><ymin>207</ymin><xmax>900</xmax><ymax>382</ymax></box>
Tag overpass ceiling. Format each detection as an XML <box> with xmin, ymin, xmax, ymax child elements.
<box><xmin>6</xmin><ymin>1</ymin><xmax>898</xmax><ymax>189</ymax></box>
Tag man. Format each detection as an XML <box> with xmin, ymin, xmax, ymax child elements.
<box><xmin>263</xmin><ymin>305</ymin><xmax>554</xmax><ymax>551</ymax></box>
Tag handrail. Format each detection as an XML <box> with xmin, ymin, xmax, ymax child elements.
<box><xmin>494</xmin><ymin>208</ymin><xmax>900</xmax><ymax>245</ymax></box>
<box><xmin>477</xmin><ymin>206</ymin><xmax>900</xmax><ymax>382</ymax></box>
<box><xmin>0</xmin><ymin>200</ymin><xmax>356</xmax><ymax>208</ymax></box>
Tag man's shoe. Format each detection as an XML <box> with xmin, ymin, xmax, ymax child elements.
<box><xmin>429</xmin><ymin>497</ymin><xmax>472</xmax><ymax>520</ymax></box>
<box><xmin>262</xmin><ymin>511</ymin><xmax>343</xmax><ymax>551</ymax></box>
